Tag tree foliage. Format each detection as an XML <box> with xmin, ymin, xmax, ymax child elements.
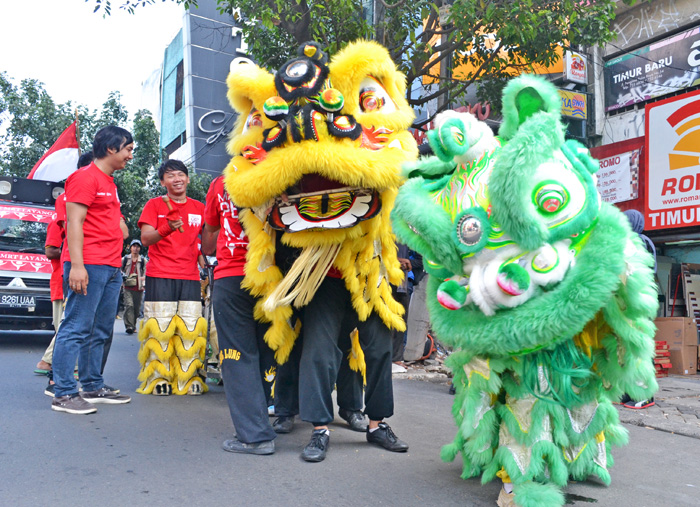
<box><xmin>0</xmin><ymin>74</ymin><xmax>211</xmax><ymax>251</ymax></box>
<box><xmin>89</xmin><ymin>0</ymin><xmax>627</xmax><ymax>127</ymax></box>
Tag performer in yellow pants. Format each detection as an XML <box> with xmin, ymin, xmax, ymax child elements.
<box><xmin>137</xmin><ymin>159</ymin><xmax>207</xmax><ymax>395</ymax></box>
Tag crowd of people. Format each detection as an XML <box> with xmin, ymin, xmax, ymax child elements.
<box><xmin>38</xmin><ymin>125</ymin><xmax>420</xmax><ymax>463</ymax></box>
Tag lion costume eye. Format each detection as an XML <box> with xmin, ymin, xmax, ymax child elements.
<box><xmin>242</xmin><ymin>107</ymin><xmax>263</xmax><ymax>133</ymax></box>
<box><xmin>358</xmin><ymin>77</ymin><xmax>396</xmax><ymax>113</ymax></box>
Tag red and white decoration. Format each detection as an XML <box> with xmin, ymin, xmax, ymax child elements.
<box><xmin>27</xmin><ymin>122</ymin><xmax>80</xmax><ymax>182</ymax></box>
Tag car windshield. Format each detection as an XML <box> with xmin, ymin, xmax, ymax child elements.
<box><xmin>0</xmin><ymin>216</ymin><xmax>48</xmax><ymax>254</ymax></box>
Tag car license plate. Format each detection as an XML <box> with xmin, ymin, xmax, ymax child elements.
<box><xmin>0</xmin><ymin>294</ymin><xmax>36</xmax><ymax>308</ymax></box>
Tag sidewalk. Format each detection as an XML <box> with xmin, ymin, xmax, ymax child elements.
<box><xmin>617</xmin><ymin>375</ymin><xmax>700</xmax><ymax>439</ymax></box>
<box><xmin>394</xmin><ymin>362</ymin><xmax>700</xmax><ymax>439</ymax></box>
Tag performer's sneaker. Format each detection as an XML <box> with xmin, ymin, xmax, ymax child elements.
<box><xmin>338</xmin><ymin>408</ymin><xmax>368</xmax><ymax>432</ymax></box>
<box><xmin>153</xmin><ymin>381</ymin><xmax>172</xmax><ymax>396</ymax></box>
<box><xmin>272</xmin><ymin>416</ymin><xmax>295</xmax><ymax>434</ymax></box>
<box><xmin>82</xmin><ymin>387</ymin><xmax>131</xmax><ymax>404</ymax></box>
<box><xmin>222</xmin><ymin>436</ymin><xmax>275</xmax><ymax>455</ymax></box>
<box><xmin>366</xmin><ymin>422</ymin><xmax>408</xmax><ymax>452</ymax></box>
<box><xmin>614</xmin><ymin>393</ymin><xmax>632</xmax><ymax>405</ymax></box>
<box><xmin>52</xmin><ymin>394</ymin><xmax>97</xmax><ymax>415</ymax></box>
<box><xmin>623</xmin><ymin>397</ymin><xmax>655</xmax><ymax>409</ymax></box>
<box><xmin>301</xmin><ymin>429</ymin><xmax>330</xmax><ymax>462</ymax></box>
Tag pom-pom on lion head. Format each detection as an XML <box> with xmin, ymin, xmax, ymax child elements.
<box><xmin>224</xmin><ymin>41</ymin><xmax>417</xmax><ymax>361</ymax></box>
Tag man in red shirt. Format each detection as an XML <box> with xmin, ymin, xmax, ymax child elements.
<box><xmin>137</xmin><ymin>159</ymin><xmax>206</xmax><ymax>396</ymax></box>
<box><xmin>202</xmin><ymin>174</ymin><xmax>276</xmax><ymax>454</ymax></box>
<box><xmin>51</xmin><ymin>126</ymin><xmax>133</xmax><ymax>414</ymax></box>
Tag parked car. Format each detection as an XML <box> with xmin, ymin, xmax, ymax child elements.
<box><xmin>0</xmin><ymin>176</ymin><xmax>63</xmax><ymax>331</ymax></box>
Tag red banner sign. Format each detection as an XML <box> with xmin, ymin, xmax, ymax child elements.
<box><xmin>0</xmin><ymin>251</ymin><xmax>52</xmax><ymax>274</ymax></box>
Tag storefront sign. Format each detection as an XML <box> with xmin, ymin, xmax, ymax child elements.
<box><xmin>596</xmin><ymin>149</ymin><xmax>640</xmax><ymax>204</ymax></box>
<box><xmin>564</xmin><ymin>50</ymin><xmax>587</xmax><ymax>84</ymax></box>
<box><xmin>645</xmin><ymin>88</ymin><xmax>700</xmax><ymax>230</ymax></box>
<box><xmin>604</xmin><ymin>25</ymin><xmax>700</xmax><ymax>112</ymax></box>
<box><xmin>558</xmin><ymin>90</ymin><xmax>587</xmax><ymax>120</ymax></box>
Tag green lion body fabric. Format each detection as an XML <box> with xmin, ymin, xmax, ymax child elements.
<box><xmin>391</xmin><ymin>75</ymin><xmax>658</xmax><ymax>507</ymax></box>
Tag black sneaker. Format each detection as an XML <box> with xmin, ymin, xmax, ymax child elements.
<box><xmin>301</xmin><ymin>429</ymin><xmax>330</xmax><ymax>462</ymax></box>
<box><xmin>44</xmin><ymin>382</ymin><xmax>55</xmax><ymax>398</ymax></box>
<box><xmin>366</xmin><ymin>422</ymin><xmax>408</xmax><ymax>452</ymax></box>
<box><xmin>51</xmin><ymin>393</ymin><xmax>97</xmax><ymax>415</ymax></box>
<box><xmin>125</xmin><ymin>328</ymin><xmax>134</xmax><ymax>335</ymax></box>
<box><xmin>222</xmin><ymin>436</ymin><xmax>275</xmax><ymax>455</ymax></box>
<box><xmin>338</xmin><ymin>408</ymin><xmax>368</xmax><ymax>432</ymax></box>
<box><xmin>272</xmin><ymin>416</ymin><xmax>295</xmax><ymax>434</ymax></box>
<box><xmin>82</xmin><ymin>387</ymin><xmax>131</xmax><ymax>404</ymax></box>
<box><xmin>614</xmin><ymin>393</ymin><xmax>632</xmax><ymax>405</ymax></box>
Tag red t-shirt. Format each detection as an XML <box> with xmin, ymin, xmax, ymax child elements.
<box><xmin>204</xmin><ymin>176</ymin><xmax>248</xmax><ymax>280</ymax></box>
<box><xmin>64</xmin><ymin>163</ymin><xmax>123</xmax><ymax>268</ymax></box>
<box><xmin>139</xmin><ymin>196</ymin><xmax>204</xmax><ymax>281</ymax></box>
<box><xmin>44</xmin><ymin>217</ymin><xmax>64</xmax><ymax>301</ymax></box>
<box><xmin>54</xmin><ymin>194</ymin><xmax>71</xmax><ymax>265</ymax></box>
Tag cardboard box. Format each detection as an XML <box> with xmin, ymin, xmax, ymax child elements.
<box><xmin>654</xmin><ymin>317</ymin><xmax>699</xmax><ymax>348</ymax></box>
<box><xmin>669</xmin><ymin>346</ymin><xmax>698</xmax><ymax>375</ymax></box>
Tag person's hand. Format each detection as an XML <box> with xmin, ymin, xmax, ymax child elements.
<box><xmin>165</xmin><ymin>207</ymin><xmax>183</xmax><ymax>233</ymax></box>
<box><xmin>69</xmin><ymin>265</ymin><xmax>89</xmax><ymax>295</ymax></box>
<box><xmin>166</xmin><ymin>206</ymin><xmax>181</xmax><ymax>222</ymax></box>
<box><xmin>168</xmin><ymin>218</ymin><xmax>184</xmax><ymax>231</ymax></box>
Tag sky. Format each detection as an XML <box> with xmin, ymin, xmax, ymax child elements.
<box><xmin>0</xmin><ymin>0</ymin><xmax>184</xmax><ymax>118</ymax></box>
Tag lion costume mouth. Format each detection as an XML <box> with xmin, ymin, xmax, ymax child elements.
<box><xmin>267</xmin><ymin>174</ymin><xmax>381</xmax><ymax>232</ymax></box>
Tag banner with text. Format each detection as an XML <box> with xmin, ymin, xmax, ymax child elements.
<box><xmin>604</xmin><ymin>25</ymin><xmax>700</xmax><ymax>112</ymax></box>
<box><xmin>596</xmin><ymin>149</ymin><xmax>640</xmax><ymax>204</ymax></box>
<box><xmin>645</xmin><ymin>88</ymin><xmax>700</xmax><ymax>230</ymax></box>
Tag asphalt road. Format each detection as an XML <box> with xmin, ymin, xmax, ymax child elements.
<box><xmin>1</xmin><ymin>323</ymin><xmax>698</xmax><ymax>506</ymax></box>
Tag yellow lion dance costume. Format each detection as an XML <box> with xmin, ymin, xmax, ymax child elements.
<box><xmin>223</xmin><ymin>40</ymin><xmax>417</xmax><ymax>363</ymax></box>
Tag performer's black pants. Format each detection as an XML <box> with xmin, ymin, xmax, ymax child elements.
<box><xmin>144</xmin><ymin>276</ymin><xmax>201</xmax><ymax>302</ymax></box>
<box><xmin>213</xmin><ymin>276</ymin><xmax>276</xmax><ymax>444</ymax></box>
<box><xmin>274</xmin><ymin>325</ymin><xmax>363</xmax><ymax>417</ymax></box>
<box><xmin>299</xmin><ymin>277</ymin><xmax>394</xmax><ymax>425</ymax></box>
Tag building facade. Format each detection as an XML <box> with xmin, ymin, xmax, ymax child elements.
<box><xmin>159</xmin><ymin>1</ymin><xmax>251</xmax><ymax>176</ymax></box>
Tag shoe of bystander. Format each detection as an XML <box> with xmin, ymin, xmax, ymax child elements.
<box><xmin>82</xmin><ymin>387</ymin><xmax>131</xmax><ymax>404</ymax></box>
<box><xmin>51</xmin><ymin>394</ymin><xmax>97</xmax><ymax>415</ymax></box>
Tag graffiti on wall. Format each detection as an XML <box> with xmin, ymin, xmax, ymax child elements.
<box><xmin>611</xmin><ymin>0</ymin><xmax>700</xmax><ymax>52</ymax></box>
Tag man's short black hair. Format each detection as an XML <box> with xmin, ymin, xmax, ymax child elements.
<box><xmin>77</xmin><ymin>151</ymin><xmax>94</xmax><ymax>169</ymax></box>
<box><xmin>92</xmin><ymin>126</ymin><xmax>133</xmax><ymax>159</ymax></box>
<box><xmin>158</xmin><ymin>159</ymin><xmax>189</xmax><ymax>180</ymax></box>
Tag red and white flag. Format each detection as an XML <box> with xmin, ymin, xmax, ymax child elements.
<box><xmin>27</xmin><ymin>121</ymin><xmax>80</xmax><ymax>182</ymax></box>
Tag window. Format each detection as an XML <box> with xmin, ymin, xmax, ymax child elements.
<box><xmin>174</xmin><ymin>60</ymin><xmax>184</xmax><ymax>113</ymax></box>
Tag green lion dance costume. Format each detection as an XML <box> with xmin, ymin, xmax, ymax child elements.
<box><xmin>391</xmin><ymin>75</ymin><xmax>658</xmax><ymax>507</ymax></box>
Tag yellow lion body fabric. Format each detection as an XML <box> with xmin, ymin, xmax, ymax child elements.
<box><xmin>223</xmin><ymin>41</ymin><xmax>418</xmax><ymax>362</ymax></box>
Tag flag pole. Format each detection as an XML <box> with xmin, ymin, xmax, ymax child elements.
<box><xmin>74</xmin><ymin>108</ymin><xmax>82</xmax><ymax>157</ymax></box>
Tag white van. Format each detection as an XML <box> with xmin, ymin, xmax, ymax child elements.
<box><xmin>0</xmin><ymin>176</ymin><xmax>64</xmax><ymax>331</ymax></box>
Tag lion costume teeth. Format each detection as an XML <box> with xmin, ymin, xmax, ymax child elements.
<box><xmin>224</xmin><ymin>40</ymin><xmax>418</xmax><ymax>362</ymax></box>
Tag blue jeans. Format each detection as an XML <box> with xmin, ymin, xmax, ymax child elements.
<box><xmin>52</xmin><ymin>262</ymin><xmax>122</xmax><ymax>398</ymax></box>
